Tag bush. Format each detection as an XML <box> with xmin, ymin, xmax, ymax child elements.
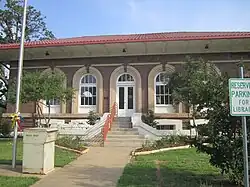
<box><xmin>56</xmin><ymin>136</ymin><xmax>87</xmax><ymax>151</ymax></box>
<box><xmin>168</xmin><ymin>57</ymin><xmax>247</xmax><ymax>185</ymax></box>
<box><xmin>138</xmin><ymin>135</ymin><xmax>189</xmax><ymax>152</ymax></box>
<box><xmin>194</xmin><ymin>106</ymin><xmax>245</xmax><ymax>185</ymax></box>
<box><xmin>141</xmin><ymin>110</ymin><xmax>158</xmax><ymax>128</ymax></box>
<box><xmin>0</xmin><ymin>119</ymin><xmax>12</xmax><ymax>136</ymax></box>
<box><xmin>86</xmin><ymin>110</ymin><xmax>99</xmax><ymax>125</ymax></box>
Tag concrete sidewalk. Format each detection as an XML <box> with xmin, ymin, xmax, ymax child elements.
<box><xmin>31</xmin><ymin>147</ymin><xmax>132</xmax><ymax>187</ymax></box>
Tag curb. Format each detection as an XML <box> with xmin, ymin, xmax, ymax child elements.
<box><xmin>55</xmin><ymin>145</ymin><xmax>89</xmax><ymax>154</ymax></box>
<box><xmin>131</xmin><ymin>145</ymin><xmax>190</xmax><ymax>156</ymax></box>
<box><xmin>127</xmin><ymin>146</ymin><xmax>142</xmax><ymax>163</ymax></box>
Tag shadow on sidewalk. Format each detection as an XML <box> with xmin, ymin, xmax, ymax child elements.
<box><xmin>0</xmin><ymin>164</ymin><xmax>22</xmax><ymax>174</ymax></box>
<box><xmin>34</xmin><ymin>164</ymin><xmax>125</xmax><ymax>187</ymax></box>
<box><xmin>70</xmin><ymin>165</ymin><xmax>125</xmax><ymax>187</ymax></box>
<box><xmin>0</xmin><ymin>159</ymin><xmax>22</xmax><ymax>166</ymax></box>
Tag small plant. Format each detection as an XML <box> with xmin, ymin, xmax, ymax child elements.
<box><xmin>0</xmin><ymin>118</ymin><xmax>12</xmax><ymax>137</ymax></box>
<box><xmin>56</xmin><ymin>136</ymin><xmax>86</xmax><ymax>151</ymax></box>
<box><xmin>141</xmin><ymin>139</ymin><xmax>155</xmax><ymax>150</ymax></box>
<box><xmin>157</xmin><ymin>135</ymin><xmax>188</xmax><ymax>146</ymax></box>
<box><xmin>86</xmin><ymin>110</ymin><xmax>99</xmax><ymax>125</ymax></box>
<box><xmin>137</xmin><ymin>135</ymin><xmax>189</xmax><ymax>152</ymax></box>
<box><xmin>141</xmin><ymin>110</ymin><xmax>158</xmax><ymax>128</ymax></box>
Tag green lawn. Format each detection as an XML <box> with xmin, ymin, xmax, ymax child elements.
<box><xmin>0</xmin><ymin>139</ymin><xmax>79</xmax><ymax>167</ymax></box>
<box><xmin>0</xmin><ymin>139</ymin><xmax>80</xmax><ymax>187</ymax></box>
<box><xmin>0</xmin><ymin>176</ymin><xmax>39</xmax><ymax>187</ymax></box>
<box><xmin>117</xmin><ymin>148</ymin><xmax>234</xmax><ymax>187</ymax></box>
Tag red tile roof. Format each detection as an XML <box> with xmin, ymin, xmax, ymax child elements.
<box><xmin>1</xmin><ymin>31</ymin><xmax>250</xmax><ymax>50</ymax></box>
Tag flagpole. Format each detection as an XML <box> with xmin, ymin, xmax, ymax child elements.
<box><xmin>12</xmin><ymin>0</ymin><xmax>28</xmax><ymax>169</ymax></box>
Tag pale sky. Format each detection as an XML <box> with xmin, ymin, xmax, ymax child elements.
<box><xmin>26</xmin><ymin>0</ymin><xmax>250</xmax><ymax>38</ymax></box>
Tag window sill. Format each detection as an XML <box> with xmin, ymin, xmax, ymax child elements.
<box><xmin>155</xmin><ymin>105</ymin><xmax>175</xmax><ymax>113</ymax></box>
<box><xmin>44</xmin><ymin>105</ymin><xmax>60</xmax><ymax>108</ymax></box>
<box><xmin>79</xmin><ymin>105</ymin><xmax>96</xmax><ymax>108</ymax></box>
<box><xmin>155</xmin><ymin>104</ymin><xmax>173</xmax><ymax>107</ymax></box>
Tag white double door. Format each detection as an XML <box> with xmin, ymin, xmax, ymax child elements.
<box><xmin>116</xmin><ymin>85</ymin><xmax>135</xmax><ymax>117</ymax></box>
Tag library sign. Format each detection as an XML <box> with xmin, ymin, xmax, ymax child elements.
<box><xmin>229</xmin><ymin>78</ymin><xmax>250</xmax><ymax>116</ymax></box>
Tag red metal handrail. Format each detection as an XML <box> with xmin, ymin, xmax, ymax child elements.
<box><xmin>103</xmin><ymin>102</ymin><xmax>117</xmax><ymax>142</ymax></box>
<box><xmin>109</xmin><ymin>102</ymin><xmax>117</xmax><ymax>129</ymax></box>
<box><xmin>103</xmin><ymin>114</ymin><xmax>110</xmax><ymax>141</ymax></box>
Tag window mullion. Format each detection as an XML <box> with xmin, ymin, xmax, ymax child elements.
<box><xmin>80</xmin><ymin>75</ymin><xmax>97</xmax><ymax>106</ymax></box>
<box><xmin>155</xmin><ymin>73</ymin><xmax>172</xmax><ymax>106</ymax></box>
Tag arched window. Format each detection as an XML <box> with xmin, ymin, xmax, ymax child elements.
<box><xmin>80</xmin><ymin>75</ymin><xmax>97</xmax><ymax>106</ymax></box>
<box><xmin>118</xmin><ymin>73</ymin><xmax>134</xmax><ymax>82</ymax></box>
<box><xmin>46</xmin><ymin>99</ymin><xmax>60</xmax><ymax>106</ymax></box>
<box><xmin>155</xmin><ymin>73</ymin><xmax>172</xmax><ymax>105</ymax></box>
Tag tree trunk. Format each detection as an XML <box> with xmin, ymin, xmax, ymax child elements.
<box><xmin>47</xmin><ymin>102</ymin><xmax>51</xmax><ymax>127</ymax></box>
<box><xmin>36</xmin><ymin>102</ymin><xmax>42</xmax><ymax>127</ymax></box>
<box><xmin>37</xmin><ymin>101</ymin><xmax>49</xmax><ymax>128</ymax></box>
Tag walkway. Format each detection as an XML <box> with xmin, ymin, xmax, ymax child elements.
<box><xmin>31</xmin><ymin>147</ymin><xmax>132</xmax><ymax>187</ymax></box>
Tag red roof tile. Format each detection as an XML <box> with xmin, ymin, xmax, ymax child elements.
<box><xmin>1</xmin><ymin>31</ymin><xmax>250</xmax><ymax>50</ymax></box>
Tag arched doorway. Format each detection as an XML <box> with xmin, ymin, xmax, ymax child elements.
<box><xmin>110</xmin><ymin>66</ymin><xmax>142</xmax><ymax>115</ymax></box>
<box><xmin>116</xmin><ymin>73</ymin><xmax>135</xmax><ymax>117</ymax></box>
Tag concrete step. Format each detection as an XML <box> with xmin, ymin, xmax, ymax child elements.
<box><xmin>112</xmin><ymin>124</ymin><xmax>132</xmax><ymax>128</ymax></box>
<box><xmin>111</xmin><ymin>127</ymin><xmax>137</xmax><ymax>131</ymax></box>
<box><xmin>112</xmin><ymin>121</ymin><xmax>132</xmax><ymax>125</ymax></box>
<box><xmin>106</xmin><ymin>137</ymin><xmax>145</xmax><ymax>143</ymax></box>
<box><xmin>104</xmin><ymin>141</ymin><xmax>143</xmax><ymax>147</ymax></box>
<box><xmin>113</xmin><ymin>117</ymin><xmax>131</xmax><ymax>122</ymax></box>
<box><xmin>107</xmin><ymin>134</ymin><xmax>144</xmax><ymax>139</ymax></box>
<box><xmin>108</xmin><ymin>131</ymin><xmax>139</xmax><ymax>135</ymax></box>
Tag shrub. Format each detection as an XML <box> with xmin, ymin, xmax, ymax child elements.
<box><xmin>56</xmin><ymin>136</ymin><xmax>87</xmax><ymax>151</ymax></box>
<box><xmin>86</xmin><ymin>110</ymin><xmax>99</xmax><ymax>125</ymax></box>
<box><xmin>0</xmin><ymin>118</ymin><xmax>12</xmax><ymax>136</ymax></box>
<box><xmin>169</xmin><ymin>57</ymin><xmax>247</xmax><ymax>185</ymax></box>
<box><xmin>138</xmin><ymin>135</ymin><xmax>189</xmax><ymax>151</ymax></box>
<box><xmin>154</xmin><ymin>135</ymin><xmax>188</xmax><ymax>148</ymax></box>
<box><xmin>141</xmin><ymin>110</ymin><xmax>158</xmax><ymax>128</ymax></box>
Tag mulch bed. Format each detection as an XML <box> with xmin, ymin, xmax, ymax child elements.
<box><xmin>135</xmin><ymin>143</ymin><xmax>187</xmax><ymax>152</ymax></box>
<box><xmin>55</xmin><ymin>144</ymin><xmax>88</xmax><ymax>154</ymax></box>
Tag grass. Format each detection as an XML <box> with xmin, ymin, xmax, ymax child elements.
<box><xmin>0</xmin><ymin>176</ymin><xmax>39</xmax><ymax>187</ymax></box>
<box><xmin>0</xmin><ymin>139</ymin><xmax>79</xmax><ymax>167</ymax></box>
<box><xmin>117</xmin><ymin>148</ymin><xmax>234</xmax><ymax>187</ymax></box>
<box><xmin>0</xmin><ymin>139</ymin><xmax>80</xmax><ymax>187</ymax></box>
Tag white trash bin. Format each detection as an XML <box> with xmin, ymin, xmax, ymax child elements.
<box><xmin>22</xmin><ymin>128</ymin><xmax>58</xmax><ymax>174</ymax></box>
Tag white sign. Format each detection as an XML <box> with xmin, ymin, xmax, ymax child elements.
<box><xmin>229</xmin><ymin>78</ymin><xmax>250</xmax><ymax>116</ymax></box>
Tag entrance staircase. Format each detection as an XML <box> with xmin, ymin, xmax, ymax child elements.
<box><xmin>104</xmin><ymin>117</ymin><xmax>145</xmax><ymax>147</ymax></box>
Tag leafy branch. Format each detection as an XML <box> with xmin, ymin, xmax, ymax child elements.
<box><xmin>8</xmin><ymin>70</ymin><xmax>75</xmax><ymax>127</ymax></box>
<box><xmin>169</xmin><ymin>57</ymin><xmax>245</xmax><ymax>185</ymax></box>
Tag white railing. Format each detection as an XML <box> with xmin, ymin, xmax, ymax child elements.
<box><xmin>132</xmin><ymin>113</ymin><xmax>198</xmax><ymax>140</ymax></box>
<box><xmin>54</xmin><ymin>113</ymin><xmax>109</xmax><ymax>140</ymax></box>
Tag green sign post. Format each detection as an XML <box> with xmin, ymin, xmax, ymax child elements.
<box><xmin>229</xmin><ymin>66</ymin><xmax>249</xmax><ymax>187</ymax></box>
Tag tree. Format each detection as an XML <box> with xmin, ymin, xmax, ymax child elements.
<box><xmin>8</xmin><ymin>70</ymin><xmax>75</xmax><ymax>127</ymax></box>
<box><xmin>169</xmin><ymin>57</ymin><xmax>246</xmax><ymax>185</ymax></box>
<box><xmin>0</xmin><ymin>0</ymin><xmax>55</xmax><ymax>43</ymax></box>
<box><xmin>0</xmin><ymin>64</ymin><xmax>8</xmax><ymax>109</ymax></box>
<box><xmin>0</xmin><ymin>0</ymin><xmax>55</xmax><ymax>110</ymax></box>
